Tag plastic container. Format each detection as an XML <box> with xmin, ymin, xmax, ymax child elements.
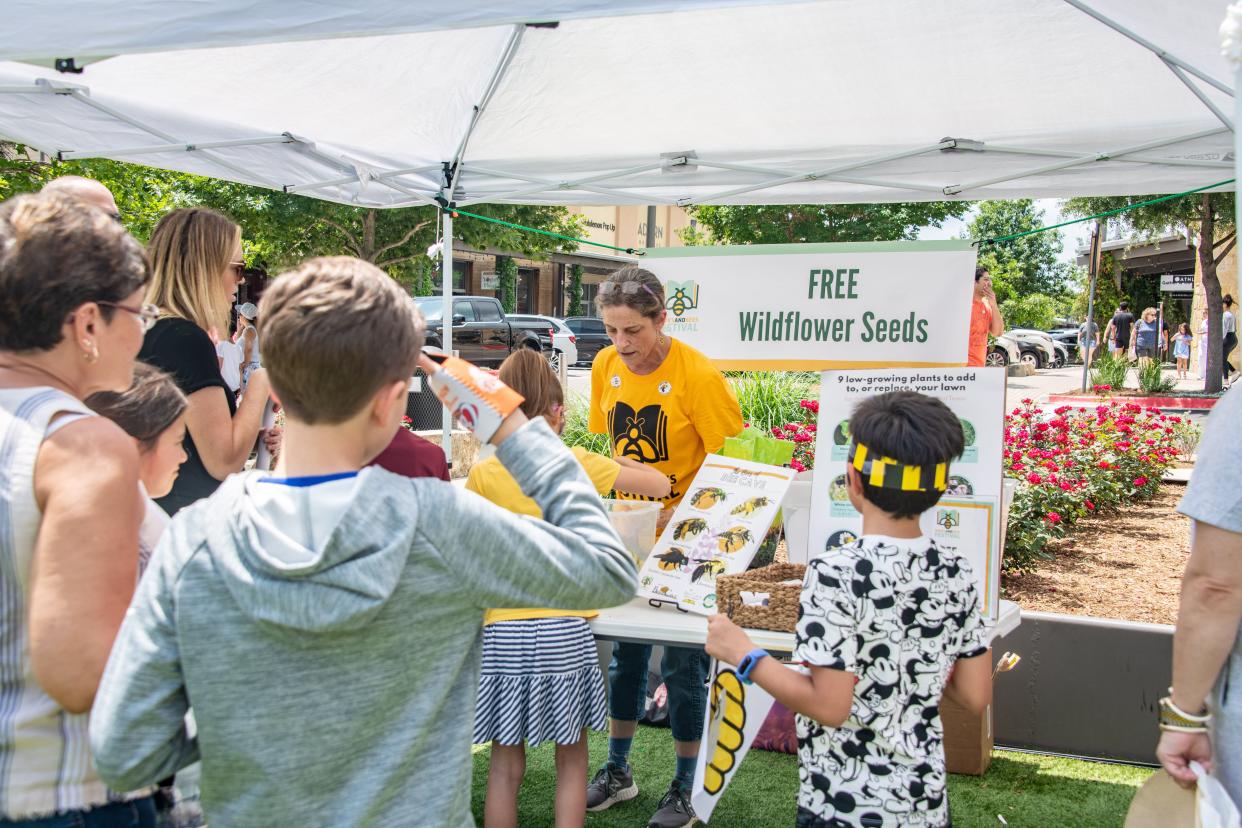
<box><xmin>780</xmin><ymin>471</ymin><xmax>815</xmax><ymax>564</ymax></box>
<box><xmin>601</xmin><ymin>499</ymin><xmax>661</xmax><ymax>564</ymax></box>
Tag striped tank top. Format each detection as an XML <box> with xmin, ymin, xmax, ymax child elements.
<box><xmin>0</xmin><ymin>387</ymin><xmax>116</xmax><ymax>818</ymax></box>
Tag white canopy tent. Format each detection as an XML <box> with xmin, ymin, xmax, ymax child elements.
<box><xmin>1</xmin><ymin>0</ymin><xmax>1236</xmax><ymax>463</ymax></box>
<box><xmin>0</xmin><ymin>0</ymin><xmax>1234</xmax><ymax>209</ymax></box>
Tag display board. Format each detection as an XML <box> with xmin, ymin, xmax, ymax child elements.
<box><xmin>643</xmin><ymin>241</ymin><xmax>975</xmax><ymax>371</ymax></box>
<box><xmin>808</xmin><ymin>367</ymin><xmax>1006</xmax><ymax>619</ymax></box>
<box><xmin>637</xmin><ymin>455</ymin><xmax>796</xmax><ymax>615</ymax></box>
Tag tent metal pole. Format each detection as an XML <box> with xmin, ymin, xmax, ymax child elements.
<box><xmin>441</xmin><ymin>208</ymin><xmax>454</xmax><ymax>469</ymax></box>
<box><xmin>691</xmin><ymin>143</ymin><xmax>950</xmax><ymax>202</ymax></box>
<box><xmin>984</xmin><ymin>144</ymin><xmax>1235</xmax><ymax>168</ymax></box>
<box><xmin>1061</xmin><ymin>0</ymin><xmax>1234</xmax><ymax>96</ymax></box>
<box><xmin>64</xmin><ymin>89</ymin><xmax>278</xmax><ymax>187</ymax></box>
<box><xmin>945</xmin><ymin>126</ymin><xmax>1231</xmax><ymax>194</ymax></box>
<box><xmin>445</xmin><ymin>23</ymin><xmax>524</xmax><ymax>204</ymax></box>
<box><xmin>284</xmin><ymin>164</ymin><xmax>443</xmax><ymax>195</ymax></box>
<box><xmin>58</xmin><ymin>134</ymin><xmax>294</xmax><ymax>159</ymax></box>
<box><xmin>292</xmin><ymin>142</ymin><xmax>441</xmax><ymax>207</ymax></box>
<box><xmin>455</xmin><ymin>161</ymin><xmax>664</xmax><ymax>205</ymax></box>
<box><xmin>1081</xmin><ymin>221</ymin><xmax>1102</xmax><ymax>393</ymax></box>
<box><xmin>1161</xmin><ymin>59</ymin><xmax>1234</xmax><ymax>129</ymax></box>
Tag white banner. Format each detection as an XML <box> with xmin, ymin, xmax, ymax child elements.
<box><xmin>643</xmin><ymin>241</ymin><xmax>976</xmax><ymax>370</ymax></box>
<box><xmin>637</xmin><ymin>456</ymin><xmax>795</xmax><ymax>615</ymax></box>
<box><xmin>808</xmin><ymin>368</ymin><xmax>1006</xmax><ymax>619</ymax></box>
<box><xmin>1160</xmin><ymin>273</ymin><xmax>1193</xmax><ymax>292</ymax></box>
<box><xmin>691</xmin><ymin>660</ymin><xmax>780</xmax><ymax>822</ymax></box>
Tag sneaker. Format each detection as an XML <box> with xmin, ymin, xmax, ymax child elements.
<box><xmin>647</xmin><ymin>781</ymin><xmax>698</xmax><ymax>828</ymax></box>
<box><xmin>586</xmin><ymin>764</ymin><xmax>638</xmax><ymax>812</ymax></box>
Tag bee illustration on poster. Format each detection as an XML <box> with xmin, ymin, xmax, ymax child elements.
<box><xmin>637</xmin><ymin>455</ymin><xmax>796</xmax><ymax>615</ymax></box>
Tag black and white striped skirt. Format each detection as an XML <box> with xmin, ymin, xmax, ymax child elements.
<box><xmin>473</xmin><ymin>617</ymin><xmax>607</xmax><ymax>746</ymax></box>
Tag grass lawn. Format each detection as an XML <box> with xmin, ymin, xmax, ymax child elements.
<box><xmin>470</xmin><ymin>726</ymin><xmax>1152</xmax><ymax>827</ymax></box>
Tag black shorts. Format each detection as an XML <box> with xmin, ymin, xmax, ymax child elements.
<box><xmin>1114</xmin><ymin>336</ymin><xmax>1130</xmax><ymax>351</ymax></box>
<box><xmin>1136</xmin><ymin>346</ymin><xmax>1156</xmax><ymax>358</ymax></box>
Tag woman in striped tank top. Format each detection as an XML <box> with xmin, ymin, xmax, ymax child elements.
<box><xmin>0</xmin><ymin>190</ymin><xmax>158</xmax><ymax>826</ymax></box>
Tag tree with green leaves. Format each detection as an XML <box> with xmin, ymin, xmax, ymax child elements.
<box><xmin>970</xmin><ymin>200</ymin><xmax>1069</xmax><ymax>300</ymax></box>
<box><xmin>0</xmin><ymin>144</ymin><xmax>581</xmax><ymax>292</ymax></box>
<box><xmin>680</xmin><ymin>202</ymin><xmax>971</xmax><ymax>245</ymax></box>
<box><xmin>567</xmin><ymin>264</ymin><xmax>584</xmax><ymax>316</ymax></box>
<box><xmin>1064</xmin><ymin>193</ymin><xmax>1235</xmax><ymax>392</ymax></box>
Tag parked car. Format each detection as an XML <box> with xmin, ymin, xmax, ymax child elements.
<box><xmin>987</xmin><ymin>334</ymin><xmax>1022</xmax><ymax>367</ymax></box>
<box><xmin>563</xmin><ymin>316</ymin><xmax>612</xmax><ymax>365</ymax></box>
<box><xmin>413</xmin><ymin>295</ymin><xmax>550</xmax><ymax>368</ymax></box>
<box><xmin>1046</xmin><ymin>327</ymin><xmax>1081</xmax><ymax>364</ymax></box>
<box><xmin>508</xmin><ymin>314</ymin><xmax>578</xmax><ymax>372</ymax></box>
<box><xmin>1007</xmin><ymin>328</ymin><xmax>1059</xmax><ymax>369</ymax></box>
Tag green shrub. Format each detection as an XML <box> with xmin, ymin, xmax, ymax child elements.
<box><xmin>1137</xmin><ymin>358</ymin><xmax>1177</xmax><ymax>394</ymax></box>
<box><xmin>727</xmin><ymin>371</ymin><xmax>817</xmax><ymax>434</ymax></box>
<box><xmin>560</xmin><ymin>394</ymin><xmax>611</xmax><ymax>456</ymax></box>
<box><xmin>1089</xmin><ymin>353</ymin><xmax>1129</xmax><ymax>391</ymax></box>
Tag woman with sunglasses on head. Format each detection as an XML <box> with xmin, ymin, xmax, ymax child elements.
<box><xmin>140</xmin><ymin>208</ymin><xmax>276</xmax><ymax>516</ymax></box>
<box><xmin>585</xmin><ymin>266</ymin><xmax>742</xmax><ymax>828</ymax></box>
<box><xmin>0</xmin><ymin>192</ymin><xmax>159</xmax><ymax>825</ymax></box>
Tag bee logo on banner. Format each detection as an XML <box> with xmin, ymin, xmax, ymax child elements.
<box><xmin>691</xmin><ymin>661</ymin><xmax>780</xmax><ymax>821</ymax></box>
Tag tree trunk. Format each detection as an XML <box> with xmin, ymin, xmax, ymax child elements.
<box><xmin>1198</xmin><ymin>194</ymin><xmax>1225</xmax><ymax>393</ymax></box>
<box><xmin>360</xmin><ymin>209</ymin><xmax>377</xmax><ymax>262</ymax></box>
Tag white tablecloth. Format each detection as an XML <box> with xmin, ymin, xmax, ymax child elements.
<box><xmin>590</xmin><ymin>597</ymin><xmax>1021</xmax><ymax>654</ymax></box>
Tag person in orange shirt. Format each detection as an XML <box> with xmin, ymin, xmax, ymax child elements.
<box><xmin>968</xmin><ymin>266</ymin><xmax>1005</xmax><ymax>367</ymax></box>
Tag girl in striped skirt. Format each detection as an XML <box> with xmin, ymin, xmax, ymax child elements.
<box><xmin>466</xmin><ymin>349</ymin><xmax>669</xmax><ymax>828</ymax></box>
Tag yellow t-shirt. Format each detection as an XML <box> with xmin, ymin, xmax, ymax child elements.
<box><xmin>589</xmin><ymin>338</ymin><xmax>742</xmax><ymax>508</ymax></box>
<box><xmin>467</xmin><ymin>445</ymin><xmax>622</xmax><ymax>625</ymax></box>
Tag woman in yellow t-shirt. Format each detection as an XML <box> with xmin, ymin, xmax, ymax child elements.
<box><xmin>468</xmin><ymin>349</ymin><xmax>668</xmax><ymax>828</ymax></box>
<box><xmin>586</xmin><ymin>266</ymin><xmax>742</xmax><ymax>826</ymax></box>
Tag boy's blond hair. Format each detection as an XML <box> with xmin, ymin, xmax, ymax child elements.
<box><xmin>258</xmin><ymin>256</ymin><xmax>424</xmax><ymax>424</ymax></box>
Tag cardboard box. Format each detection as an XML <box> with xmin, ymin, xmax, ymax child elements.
<box><xmin>941</xmin><ymin>647</ymin><xmax>994</xmax><ymax>776</ymax></box>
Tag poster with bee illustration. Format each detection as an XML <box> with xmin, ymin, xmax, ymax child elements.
<box><xmin>637</xmin><ymin>454</ymin><xmax>796</xmax><ymax>615</ymax></box>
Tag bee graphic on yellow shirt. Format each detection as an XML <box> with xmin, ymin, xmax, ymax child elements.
<box><xmin>716</xmin><ymin>527</ymin><xmax>753</xmax><ymax>554</ymax></box>
<box><xmin>729</xmin><ymin>496</ymin><xmax>770</xmax><ymax>516</ymax></box>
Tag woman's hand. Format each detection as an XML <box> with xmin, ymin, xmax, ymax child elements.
<box><xmin>706</xmin><ymin>614</ymin><xmax>755</xmax><ymax>667</ymax></box>
<box><xmin>1156</xmin><ymin>729</ymin><xmax>1212</xmax><ymax>788</ymax></box>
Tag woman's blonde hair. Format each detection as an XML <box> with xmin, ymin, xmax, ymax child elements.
<box><xmin>498</xmin><ymin>348</ymin><xmax>563</xmax><ymax>421</ymax></box>
<box><xmin>1142</xmin><ymin>307</ymin><xmax>1157</xmax><ymax>318</ymax></box>
<box><xmin>145</xmin><ymin>208</ymin><xmax>241</xmax><ymax>335</ymax></box>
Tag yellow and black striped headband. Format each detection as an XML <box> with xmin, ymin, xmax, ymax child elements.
<box><xmin>848</xmin><ymin>442</ymin><xmax>948</xmax><ymax>492</ymax></box>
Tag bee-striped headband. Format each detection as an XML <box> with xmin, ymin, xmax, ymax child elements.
<box><xmin>848</xmin><ymin>442</ymin><xmax>948</xmax><ymax>492</ymax></box>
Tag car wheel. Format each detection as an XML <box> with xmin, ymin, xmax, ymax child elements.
<box><xmin>1019</xmin><ymin>350</ymin><xmax>1042</xmax><ymax>369</ymax></box>
<box><xmin>1051</xmin><ymin>354</ymin><xmax>1066</xmax><ymax>369</ymax></box>
<box><xmin>546</xmin><ymin>348</ymin><xmax>563</xmax><ymax>375</ymax></box>
<box><xmin>986</xmin><ymin>348</ymin><xmax>1008</xmax><ymax>367</ymax></box>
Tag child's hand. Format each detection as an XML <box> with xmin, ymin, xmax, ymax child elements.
<box><xmin>417</xmin><ymin>353</ymin><xmax>526</xmax><ymax>445</ymax></box>
<box><xmin>706</xmin><ymin>614</ymin><xmax>755</xmax><ymax>667</ymax></box>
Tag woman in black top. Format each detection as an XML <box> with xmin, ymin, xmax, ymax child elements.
<box><xmin>140</xmin><ymin>208</ymin><xmax>274</xmax><ymax>515</ymax></box>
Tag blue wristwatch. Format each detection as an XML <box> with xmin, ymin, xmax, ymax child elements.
<box><xmin>736</xmin><ymin>648</ymin><xmax>769</xmax><ymax>684</ymax></box>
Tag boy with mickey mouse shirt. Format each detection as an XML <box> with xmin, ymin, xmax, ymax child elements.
<box><xmin>708</xmin><ymin>391</ymin><xmax>991</xmax><ymax>827</ymax></box>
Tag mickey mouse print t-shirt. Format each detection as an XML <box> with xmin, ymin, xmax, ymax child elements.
<box><xmin>590</xmin><ymin>338</ymin><xmax>741</xmax><ymax>508</ymax></box>
<box><xmin>793</xmin><ymin>535</ymin><xmax>988</xmax><ymax>828</ymax></box>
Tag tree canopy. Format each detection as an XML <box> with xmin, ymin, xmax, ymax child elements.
<box><xmin>681</xmin><ymin>202</ymin><xmax>971</xmax><ymax>245</ymax></box>
<box><xmin>969</xmin><ymin>200</ymin><xmax>1069</xmax><ymax>301</ymax></box>
<box><xmin>0</xmin><ymin>145</ymin><xmax>580</xmax><ymax>291</ymax></box>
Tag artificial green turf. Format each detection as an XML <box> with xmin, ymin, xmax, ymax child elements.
<box><xmin>470</xmin><ymin>726</ymin><xmax>1152</xmax><ymax>827</ymax></box>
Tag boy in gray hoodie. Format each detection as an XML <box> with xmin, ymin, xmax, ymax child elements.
<box><xmin>89</xmin><ymin>256</ymin><xmax>638</xmax><ymax>827</ymax></box>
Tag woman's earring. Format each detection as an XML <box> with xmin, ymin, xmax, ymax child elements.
<box><xmin>82</xmin><ymin>342</ymin><xmax>99</xmax><ymax>364</ymax></box>
<box><xmin>658</xmin><ymin>334</ymin><xmax>666</xmax><ymax>347</ymax></box>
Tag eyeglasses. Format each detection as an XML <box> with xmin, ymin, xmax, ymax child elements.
<box><xmin>98</xmin><ymin>301</ymin><xmax>161</xmax><ymax>332</ymax></box>
<box><xmin>229</xmin><ymin>262</ymin><xmax>246</xmax><ymax>280</ymax></box>
<box><xmin>598</xmin><ymin>280</ymin><xmax>659</xmax><ymax>299</ymax></box>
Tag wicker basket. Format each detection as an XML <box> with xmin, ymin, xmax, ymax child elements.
<box><xmin>716</xmin><ymin>562</ymin><xmax>806</xmax><ymax>633</ymax></box>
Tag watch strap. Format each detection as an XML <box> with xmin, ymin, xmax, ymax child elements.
<box><xmin>737</xmin><ymin>647</ymin><xmax>769</xmax><ymax>685</ymax></box>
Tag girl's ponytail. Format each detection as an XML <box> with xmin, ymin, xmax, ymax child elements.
<box><xmin>498</xmin><ymin>348</ymin><xmax>564</xmax><ymax>421</ymax></box>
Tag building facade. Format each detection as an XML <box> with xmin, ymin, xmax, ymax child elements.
<box><xmin>446</xmin><ymin>205</ymin><xmax>701</xmax><ymax>318</ymax></box>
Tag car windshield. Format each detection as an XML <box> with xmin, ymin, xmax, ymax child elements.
<box><xmin>413</xmin><ymin>298</ymin><xmax>443</xmax><ymax>320</ymax></box>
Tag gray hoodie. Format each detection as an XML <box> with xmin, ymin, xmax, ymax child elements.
<box><xmin>89</xmin><ymin>419</ymin><xmax>636</xmax><ymax>827</ymax></box>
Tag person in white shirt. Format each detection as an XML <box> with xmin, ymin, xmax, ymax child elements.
<box><xmin>236</xmin><ymin>302</ymin><xmax>262</xmax><ymax>388</ymax></box>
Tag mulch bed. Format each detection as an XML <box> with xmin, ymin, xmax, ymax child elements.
<box><xmin>1001</xmin><ymin>485</ymin><xmax>1191</xmax><ymax>625</ymax></box>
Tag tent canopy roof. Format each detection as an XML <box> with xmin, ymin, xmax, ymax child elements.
<box><xmin>0</xmin><ymin>1</ymin><xmax>1234</xmax><ymax>208</ymax></box>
